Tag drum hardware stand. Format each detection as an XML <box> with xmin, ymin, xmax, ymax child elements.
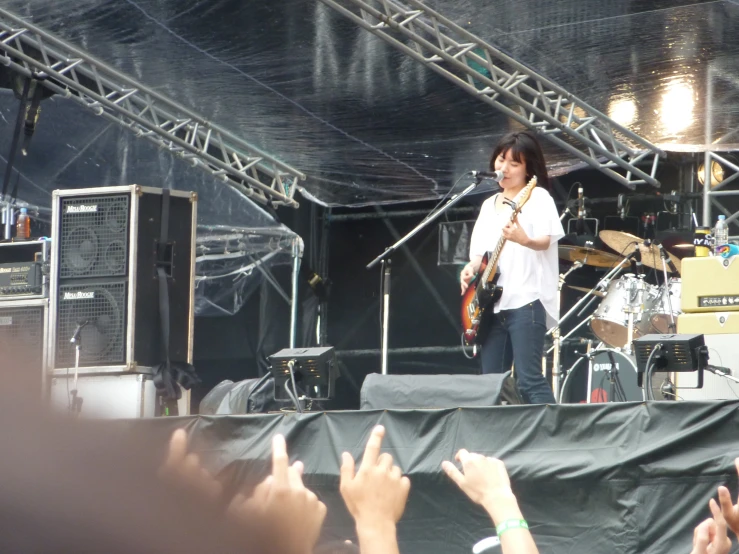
<box><xmin>549</xmin><ymin>260</ymin><xmax>583</xmax><ymax>399</ymax></box>
<box><xmin>548</xmin><ymin>250</ymin><xmax>635</xmax><ymax>339</ymax></box>
<box><xmin>656</xmin><ymin>243</ymin><xmax>677</xmax><ymax>333</ymax></box>
<box><xmin>621</xmin><ymin>275</ymin><xmax>647</xmax><ymax>355</ymax></box>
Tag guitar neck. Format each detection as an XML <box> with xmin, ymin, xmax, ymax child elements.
<box><xmin>482</xmin><ymin>235</ymin><xmax>507</xmax><ymax>283</ymax></box>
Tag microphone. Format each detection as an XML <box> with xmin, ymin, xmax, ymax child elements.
<box><xmin>70</xmin><ymin>320</ymin><xmax>90</xmax><ymax>344</ymax></box>
<box><xmin>471</xmin><ymin>170</ymin><xmax>504</xmax><ymax>182</ymax></box>
<box><xmin>617</xmin><ymin>194</ymin><xmax>626</xmax><ymax>220</ymax></box>
<box><xmin>576</xmin><ymin>186</ymin><xmax>584</xmax><ymax>235</ymax></box>
<box><xmin>656</xmin><ymin>243</ymin><xmax>679</xmax><ymax>274</ymax></box>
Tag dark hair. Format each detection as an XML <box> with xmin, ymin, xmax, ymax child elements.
<box><xmin>489</xmin><ymin>131</ymin><xmax>549</xmax><ymax>190</ymax></box>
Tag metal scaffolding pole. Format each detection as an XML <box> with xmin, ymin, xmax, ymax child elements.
<box><xmin>0</xmin><ymin>8</ymin><xmax>305</xmax><ymax>208</ymax></box>
<box><xmin>702</xmin><ymin>63</ymin><xmax>739</xmax><ymax>235</ymax></box>
<box><xmin>319</xmin><ymin>0</ymin><xmax>666</xmax><ymax>190</ymax></box>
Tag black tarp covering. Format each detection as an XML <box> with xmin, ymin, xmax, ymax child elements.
<box><xmin>129</xmin><ymin>401</ymin><xmax>739</xmax><ymax>553</ymax></box>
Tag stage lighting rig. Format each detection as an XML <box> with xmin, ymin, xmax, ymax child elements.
<box><xmin>633</xmin><ymin>334</ymin><xmax>708</xmax><ymax>396</ymax></box>
<box><xmin>268</xmin><ymin>347</ymin><xmax>337</xmax><ymax>410</ymax></box>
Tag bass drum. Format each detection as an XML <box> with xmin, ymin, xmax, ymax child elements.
<box><xmin>559</xmin><ymin>349</ymin><xmax>643</xmax><ymax>403</ymax></box>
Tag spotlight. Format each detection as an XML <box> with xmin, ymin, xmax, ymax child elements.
<box><xmin>268</xmin><ymin>346</ymin><xmax>337</xmax><ymax>405</ymax></box>
<box><xmin>633</xmin><ymin>333</ymin><xmax>708</xmax><ymax>391</ymax></box>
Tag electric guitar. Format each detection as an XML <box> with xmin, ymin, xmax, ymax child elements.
<box><xmin>461</xmin><ymin>176</ymin><xmax>537</xmax><ymax>345</ymax></box>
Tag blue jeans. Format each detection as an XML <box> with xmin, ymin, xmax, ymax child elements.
<box><xmin>480</xmin><ymin>300</ymin><xmax>555</xmax><ymax>405</ymax></box>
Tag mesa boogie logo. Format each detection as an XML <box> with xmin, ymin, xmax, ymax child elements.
<box><xmin>65</xmin><ymin>204</ymin><xmax>98</xmax><ymax>214</ymax></box>
<box><xmin>63</xmin><ymin>291</ymin><xmax>95</xmax><ymax>300</ymax></box>
<box><xmin>0</xmin><ymin>316</ymin><xmax>12</xmax><ymax>326</ymax></box>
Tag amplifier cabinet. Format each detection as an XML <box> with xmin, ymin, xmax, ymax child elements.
<box><xmin>681</xmin><ymin>256</ymin><xmax>739</xmax><ymax>313</ymax></box>
<box><xmin>0</xmin><ymin>298</ymin><xmax>49</xmax><ymax>394</ymax></box>
<box><xmin>676</xmin><ymin>312</ymin><xmax>739</xmax><ymax>400</ymax></box>
<box><xmin>48</xmin><ymin>186</ymin><xmax>196</xmax><ymax>373</ymax></box>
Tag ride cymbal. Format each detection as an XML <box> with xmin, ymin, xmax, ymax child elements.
<box><xmin>599</xmin><ymin>230</ymin><xmax>682</xmax><ymax>273</ymax></box>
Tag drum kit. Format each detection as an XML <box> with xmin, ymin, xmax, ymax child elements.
<box><xmin>552</xmin><ymin>230</ymin><xmax>684</xmax><ymax>404</ymax></box>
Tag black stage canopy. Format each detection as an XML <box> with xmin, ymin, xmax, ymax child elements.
<box><xmin>3</xmin><ymin>0</ymin><xmax>739</xmax><ymax>207</ymax></box>
<box><xmin>129</xmin><ymin>401</ymin><xmax>739</xmax><ymax>553</ymax></box>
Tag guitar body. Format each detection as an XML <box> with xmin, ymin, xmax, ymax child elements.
<box><xmin>461</xmin><ymin>253</ymin><xmax>503</xmax><ymax>345</ymax></box>
<box><xmin>460</xmin><ymin>175</ymin><xmax>538</xmax><ymax>346</ymax></box>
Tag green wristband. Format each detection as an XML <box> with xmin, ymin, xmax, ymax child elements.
<box><xmin>495</xmin><ymin>518</ymin><xmax>529</xmax><ymax>536</ymax></box>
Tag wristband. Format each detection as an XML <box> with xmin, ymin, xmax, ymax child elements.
<box><xmin>495</xmin><ymin>518</ymin><xmax>529</xmax><ymax>536</ymax></box>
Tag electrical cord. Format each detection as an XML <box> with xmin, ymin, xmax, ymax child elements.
<box><xmin>644</xmin><ymin>343</ymin><xmax>662</xmax><ymax>401</ymax></box>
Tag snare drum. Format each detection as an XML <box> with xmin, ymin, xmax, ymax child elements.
<box><xmin>648</xmin><ymin>278</ymin><xmax>681</xmax><ymax>334</ymax></box>
<box><xmin>559</xmin><ymin>348</ymin><xmax>643</xmax><ymax>403</ymax></box>
<box><xmin>590</xmin><ymin>274</ymin><xmax>658</xmax><ymax>349</ymax></box>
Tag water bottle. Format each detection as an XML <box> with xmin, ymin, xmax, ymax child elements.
<box><xmin>15</xmin><ymin>207</ymin><xmax>30</xmax><ymax>240</ymax></box>
<box><xmin>714</xmin><ymin>215</ymin><xmax>728</xmax><ymax>255</ymax></box>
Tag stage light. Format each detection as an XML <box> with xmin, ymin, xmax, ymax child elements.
<box><xmin>697</xmin><ymin>160</ymin><xmax>724</xmax><ymax>187</ymax></box>
<box><xmin>268</xmin><ymin>346</ymin><xmax>337</xmax><ymax>405</ymax></box>
<box><xmin>608</xmin><ymin>95</ymin><xmax>637</xmax><ymax>127</ymax></box>
<box><xmin>633</xmin><ymin>334</ymin><xmax>707</xmax><ymax>393</ymax></box>
<box><xmin>660</xmin><ymin>80</ymin><xmax>695</xmax><ymax>135</ymax></box>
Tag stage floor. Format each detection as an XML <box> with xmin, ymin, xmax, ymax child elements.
<box><xmin>133</xmin><ymin>401</ymin><xmax>739</xmax><ymax>553</ymax></box>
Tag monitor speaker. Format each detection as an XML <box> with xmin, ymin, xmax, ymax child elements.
<box><xmin>360</xmin><ymin>371</ymin><xmax>521</xmax><ymax>410</ymax></box>
<box><xmin>49</xmin><ymin>186</ymin><xmax>196</xmax><ymax>372</ymax></box>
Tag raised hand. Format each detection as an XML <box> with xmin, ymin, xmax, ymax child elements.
<box><xmin>339</xmin><ymin>425</ymin><xmax>410</xmax><ymax>554</ymax></box>
<box><xmin>717</xmin><ymin>457</ymin><xmax>739</xmax><ymax>537</ymax></box>
<box><xmin>228</xmin><ymin>434</ymin><xmax>326</xmax><ymax>554</ymax></box>
<box><xmin>340</xmin><ymin>425</ymin><xmax>410</xmax><ymax>525</ymax></box>
<box><xmin>442</xmin><ymin>449</ymin><xmax>515</xmax><ymax>509</ymax></box>
<box><xmin>690</xmin><ymin>499</ymin><xmax>732</xmax><ymax>554</ymax></box>
<box><xmin>158</xmin><ymin>428</ymin><xmax>222</xmax><ymax>502</ymax></box>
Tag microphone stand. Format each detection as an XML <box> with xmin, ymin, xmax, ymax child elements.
<box><xmin>366</xmin><ymin>172</ymin><xmax>494</xmax><ymax>375</ymax></box>
<box><xmin>69</xmin><ymin>320</ymin><xmax>89</xmax><ymax>415</ymax></box>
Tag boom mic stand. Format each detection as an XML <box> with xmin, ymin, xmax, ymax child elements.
<box><xmin>366</xmin><ymin>172</ymin><xmax>493</xmax><ymax>374</ymax></box>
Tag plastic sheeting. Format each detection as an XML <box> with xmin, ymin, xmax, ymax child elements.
<box><xmin>125</xmin><ymin>401</ymin><xmax>739</xmax><ymax>553</ymax></box>
<box><xmin>0</xmin><ymin>92</ymin><xmax>298</xmax><ymax>317</ymax></box>
<box><xmin>1</xmin><ymin>0</ymin><xmax>737</xmax><ymax>208</ymax></box>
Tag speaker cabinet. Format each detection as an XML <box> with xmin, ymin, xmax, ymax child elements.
<box><xmin>49</xmin><ymin>186</ymin><xmax>196</xmax><ymax>372</ymax></box>
<box><xmin>0</xmin><ymin>298</ymin><xmax>49</xmax><ymax>394</ymax></box>
<box><xmin>360</xmin><ymin>371</ymin><xmax>521</xmax><ymax>410</ymax></box>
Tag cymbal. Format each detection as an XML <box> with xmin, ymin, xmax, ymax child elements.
<box><xmin>567</xmin><ymin>285</ymin><xmax>606</xmax><ymax>298</ymax></box>
<box><xmin>558</xmin><ymin>245</ymin><xmax>624</xmax><ymax>268</ymax></box>
<box><xmin>599</xmin><ymin>230</ymin><xmax>682</xmax><ymax>273</ymax></box>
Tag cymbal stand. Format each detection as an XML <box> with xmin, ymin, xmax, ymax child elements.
<box><xmin>622</xmin><ymin>276</ymin><xmax>646</xmax><ymax>355</ymax></box>
<box><xmin>658</xmin><ymin>252</ymin><xmax>677</xmax><ymax>333</ymax></box>
<box><xmin>550</xmin><ymin>261</ymin><xmax>583</xmax><ymax>399</ymax></box>
<box><xmin>548</xmin><ymin>253</ymin><xmax>632</xmax><ymax>338</ymax></box>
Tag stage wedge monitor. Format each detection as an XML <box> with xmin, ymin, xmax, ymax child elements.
<box><xmin>49</xmin><ymin>186</ymin><xmax>197</xmax><ymax>372</ymax></box>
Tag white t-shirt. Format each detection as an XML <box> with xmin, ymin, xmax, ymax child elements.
<box><xmin>469</xmin><ymin>187</ymin><xmax>565</xmax><ymax>329</ymax></box>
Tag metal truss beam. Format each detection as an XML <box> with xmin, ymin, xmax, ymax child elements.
<box><xmin>0</xmin><ymin>8</ymin><xmax>304</xmax><ymax>207</ymax></box>
<box><xmin>319</xmin><ymin>0</ymin><xmax>665</xmax><ymax>189</ymax></box>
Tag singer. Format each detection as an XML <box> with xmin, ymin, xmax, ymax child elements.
<box><xmin>460</xmin><ymin>131</ymin><xmax>565</xmax><ymax>404</ymax></box>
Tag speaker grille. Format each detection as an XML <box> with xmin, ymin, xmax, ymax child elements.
<box><xmin>0</xmin><ymin>304</ymin><xmax>45</xmax><ymax>371</ymax></box>
<box><xmin>59</xmin><ymin>194</ymin><xmax>129</xmax><ymax>279</ymax></box>
<box><xmin>55</xmin><ymin>282</ymin><xmax>126</xmax><ymax>367</ymax></box>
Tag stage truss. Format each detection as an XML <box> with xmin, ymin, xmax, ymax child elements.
<box><xmin>319</xmin><ymin>0</ymin><xmax>666</xmax><ymax>190</ymax></box>
<box><xmin>0</xmin><ymin>8</ymin><xmax>305</xmax><ymax>208</ymax></box>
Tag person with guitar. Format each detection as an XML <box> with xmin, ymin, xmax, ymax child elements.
<box><xmin>460</xmin><ymin>131</ymin><xmax>564</xmax><ymax>404</ymax></box>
